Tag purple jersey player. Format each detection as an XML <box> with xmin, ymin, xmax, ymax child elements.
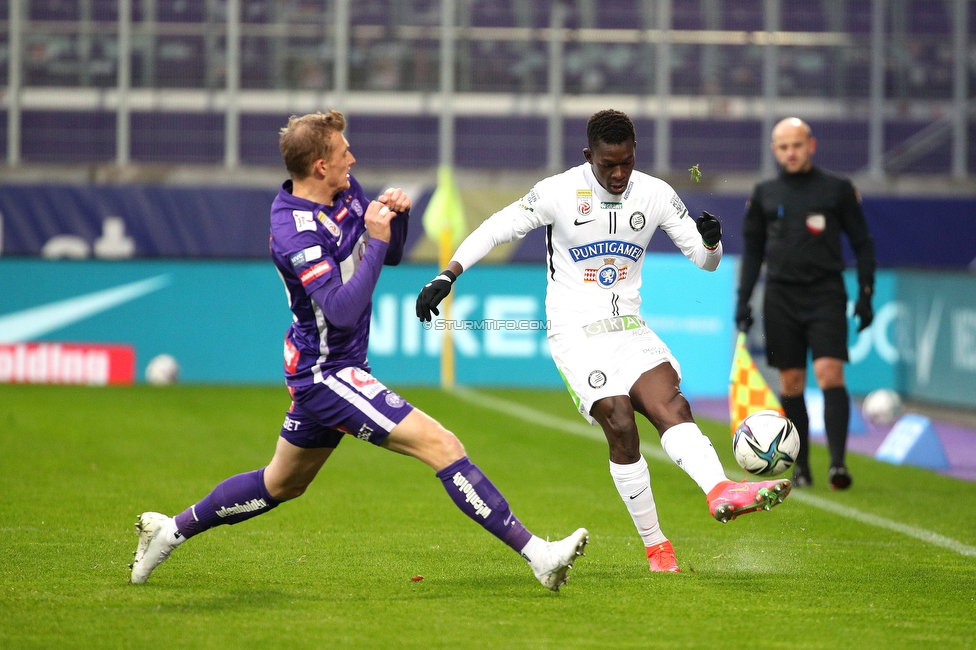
<box><xmin>129</xmin><ymin>110</ymin><xmax>588</xmax><ymax>592</ymax></box>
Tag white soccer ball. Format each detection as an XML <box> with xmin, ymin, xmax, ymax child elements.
<box><xmin>145</xmin><ymin>354</ymin><xmax>180</xmax><ymax>386</ymax></box>
<box><xmin>862</xmin><ymin>388</ymin><xmax>903</xmax><ymax>426</ymax></box>
<box><xmin>733</xmin><ymin>410</ymin><xmax>800</xmax><ymax>477</ymax></box>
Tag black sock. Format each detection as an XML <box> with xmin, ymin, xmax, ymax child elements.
<box><xmin>823</xmin><ymin>386</ymin><xmax>851</xmax><ymax>468</ymax></box>
<box><xmin>781</xmin><ymin>394</ymin><xmax>809</xmax><ymax>471</ymax></box>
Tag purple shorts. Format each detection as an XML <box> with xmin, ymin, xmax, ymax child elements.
<box><xmin>279</xmin><ymin>367</ymin><xmax>414</xmax><ymax>449</ymax></box>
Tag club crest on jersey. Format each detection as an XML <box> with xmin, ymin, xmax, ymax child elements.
<box><xmin>292</xmin><ymin>210</ymin><xmax>316</xmax><ymax>232</ymax></box>
<box><xmin>584</xmin><ymin>257</ymin><xmax>628</xmax><ymax>289</ymax></box>
<box><xmin>588</xmin><ymin>370</ymin><xmax>607</xmax><ymax>389</ymax></box>
<box><xmin>629</xmin><ymin>211</ymin><xmax>646</xmax><ymax>231</ymax></box>
<box><xmin>806</xmin><ymin>213</ymin><xmax>826</xmax><ymax>235</ymax></box>
<box><xmin>317</xmin><ymin>211</ymin><xmax>342</xmax><ymax>238</ymax></box>
<box><xmin>350</xmin><ymin>199</ymin><xmax>364</xmax><ymax>216</ymax></box>
<box><xmin>577</xmin><ymin>189</ymin><xmax>593</xmax><ymax>216</ymax></box>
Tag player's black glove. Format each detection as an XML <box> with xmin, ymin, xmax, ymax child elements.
<box><xmin>854</xmin><ymin>286</ymin><xmax>873</xmax><ymax>332</ymax></box>
<box><xmin>416</xmin><ymin>269</ymin><xmax>457</xmax><ymax>322</ymax></box>
<box><xmin>735</xmin><ymin>303</ymin><xmax>754</xmax><ymax>333</ymax></box>
<box><xmin>696</xmin><ymin>210</ymin><xmax>722</xmax><ymax>248</ymax></box>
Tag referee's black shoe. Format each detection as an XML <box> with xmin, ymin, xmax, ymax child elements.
<box><xmin>792</xmin><ymin>465</ymin><xmax>813</xmax><ymax>488</ymax></box>
<box><xmin>828</xmin><ymin>466</ymin><xmax>853</xmax><ymax>490</ymax></box>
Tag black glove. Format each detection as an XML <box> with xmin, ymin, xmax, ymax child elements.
<box><xmin>416</xmin><ymin>269</ymin><xmax>457</xmax><ymax>322</ymax></box>
<box><xmin>735</xmin><ymin>303</ymin><xmax>754</xmax><ymax>333</ymax></box>
<box><xmin>854</xmin><ymin>286</ymin><xmax>873</xmax><ymax>332</ymax></box>
<box><xmin>696</xmin><ymin>210</ymin><xmax>722</xmax><ymax>248</ymax></box>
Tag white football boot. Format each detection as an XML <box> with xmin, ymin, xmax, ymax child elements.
<box><xmin>526</xmin><ymin>527</ymin><xmax>589</xmax><ymax>591</ymax></box>
<box><xmin>130</xmin><ymin>512</ymin><xmax>183</xmax><ymax>584</ymax></box>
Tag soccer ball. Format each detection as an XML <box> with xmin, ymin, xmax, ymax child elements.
<box><xmin>733</xmin><ymin>410</ymin><xmax>800</xmax><ymax>477</ymax></box>
<box><xmin>145</xmin><ymin>353</ymin><xmax>180</xmax><ymax>386</ymax></box>
<box><xmin>862</xmin><ymin>388</ymin><xmax>903</xmax><ymax>426</ymax></box>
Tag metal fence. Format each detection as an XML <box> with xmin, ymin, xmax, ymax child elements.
<box><xmin>3</xmin><ymin>0</ymin><xmax>973</xmax><ymax>177</ymax></box>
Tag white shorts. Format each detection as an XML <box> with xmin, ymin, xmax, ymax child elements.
<box><xmin>548</xmin><ymin>315</ymin><xmax>681</xmax><ymax>426</ymax></box>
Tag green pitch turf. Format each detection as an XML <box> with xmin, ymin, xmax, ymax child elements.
<box><xmin>1</xmin><ymin>384</ymin><xmax>974</xmax><ymax>649</ymax></box>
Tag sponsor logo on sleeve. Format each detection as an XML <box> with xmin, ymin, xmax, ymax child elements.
<box><xmin>293</xmin><ymin>210</ymin><xmax>317</xmax><ymax>232</ymax></box>
<box><xmin>806</xmin><ymin>213</ymin><xmax>826</xmax><ymax>235</ymax></box>
<box><xmin>316</xmin><ymin>212</ymin><xmax>342</xmax><ymax>238</ymax></box>
<box><xmin>518</xmin><ymin>187</ymin><xmax>541</xmax><ymax>212</ymax></box>
<box><xmin>299</xmin><ymin>260</ymin><xmax>333</xmax><ymax>285</ymax></box>
<box><xmin>289</xmin><ymin>245</ymin><xmax>323</xmax><ymax>269</ymax></box>
<box><xmin>623</xmin><ymin>181</ymin><xmax>634</xmax><ymax>200</ymax></box>
<box><xmin>670</xmin><ymin>194</ymin><xmax>689</xmax><ymax>219</ymax></box>
<box><xmin>577</xmin><ymin>189</ymin><xmax>593</xmax><ymax>216</ymax></box>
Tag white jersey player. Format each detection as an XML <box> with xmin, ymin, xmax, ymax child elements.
<box><xmin>417</xmin><ymin>109</ymin><xmax>792</xmax><ymax>574</ymax></box>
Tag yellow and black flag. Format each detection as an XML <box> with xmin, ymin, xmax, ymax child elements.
<box><xmin>728</xmin><ymin>332</ymin><xmax>783</xmax><ymax>436</ymax></box>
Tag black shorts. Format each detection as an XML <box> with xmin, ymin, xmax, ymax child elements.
<box><xmin>763</xmin><ymin>277</ymin><xmax>849</xmax><ymax>369</ymax></box>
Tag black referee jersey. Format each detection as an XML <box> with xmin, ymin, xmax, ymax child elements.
<box><xmin>738</xmin><ymin>165</ymin><xmax>876</xmax><ymax>303</ymax></box>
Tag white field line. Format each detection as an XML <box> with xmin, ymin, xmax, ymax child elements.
<box><xmin>451</xmin><ymin>387</ymin><xmax>976</xmax><ymax>559</ymax></box>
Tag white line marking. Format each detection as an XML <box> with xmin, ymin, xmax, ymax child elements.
<box><xmin>452</xmin><ymin>387</ymin><xmax>976</xmax><ymax>558</ymax></box>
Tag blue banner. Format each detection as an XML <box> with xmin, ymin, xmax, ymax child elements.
<box><xmin>0</xmin><ymin>259</ymin><xmax>290</xmax><ymax>383</ymax></box>
<box><xmin>6</xmin><ymin>258</ymin><xmax>972</xmax><ymax>408</ymax></box>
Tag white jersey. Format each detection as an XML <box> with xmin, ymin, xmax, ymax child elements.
<box><xmin>452</xmin><ymin>163</ymin><xmax>722</xmax><ymax>331</ymax></box>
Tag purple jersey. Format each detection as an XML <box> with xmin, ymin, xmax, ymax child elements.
<box><xmin>269</xmin><ymin>175</ymin><xmax>408</xmax><ymax>388</ymax></box>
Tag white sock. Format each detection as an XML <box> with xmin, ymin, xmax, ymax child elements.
<box><xmin>660</xmin><ymin>422</ymin><xmax>729</xmax><ymax>495</ymax></box>
<box><xmin>164</xmin><ymin>516</ymin><xmax>186</xmax><ymax>547</ymax></box>
<box><xmin>609</xmin><ymin>455</ymin><xmax>667</xmax><ymax>547</ymax></box>
<box><xmin>519</xmin><ymin>535</ymin><xmax>547</xmax><ymax>566</ymax></box>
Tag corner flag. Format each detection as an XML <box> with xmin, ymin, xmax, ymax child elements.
<box><xmin>729</xmin><ymin>332</ymin><xmax>783</xmax><ymax>436</ymax></box>
<box><xmin>421</xmin><ymin>166</ymin><xmax>467</xmax><ymax>390</ymax></box>
<box><xmin>422</xmin><ymin>165</ymin><xmax>467</xmax><ymax>248</ymax></box>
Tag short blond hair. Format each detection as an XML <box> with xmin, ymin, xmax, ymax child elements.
<box><xmin>279</xmin><ymin>110</ymin><xmax>347</xmax><ymax>179</ymax></box>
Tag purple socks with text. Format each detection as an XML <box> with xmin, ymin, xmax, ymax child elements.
<box><xmin>173</xmin><ymin>467</ymin><xmax>281</xmax><ymax>539</ymax></box>
<box><xmin>435</xmin><ymin>456</ymin><xmax>533</xmax><ymax>553</ymax></box>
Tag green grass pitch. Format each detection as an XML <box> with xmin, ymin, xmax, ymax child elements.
<box><xmin>1</xmin><ymin>384</ymin><xmax>974</xmax><ymax>649</ymax></box>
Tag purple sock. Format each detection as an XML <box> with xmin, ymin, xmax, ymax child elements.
<box><xmin>174</xmin><ymin>468</ymin><xmax>281</xmax><ymax>539</ymax></box>
<box><xmin>436</xmin><ymin>457</ymin><xmax>533</xmax><ymax>553</ymax></box>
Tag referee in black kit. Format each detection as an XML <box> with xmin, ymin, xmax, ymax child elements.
<box><xmin>735</xmin><ymin>117</ymin><xmax>876</xmax><ymax>490</ymax></box>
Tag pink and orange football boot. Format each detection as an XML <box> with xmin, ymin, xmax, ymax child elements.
<box><xmin>707</xmin><ymin>479</ymin><xmax>792</xmax><ymax>523</ymax></box>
